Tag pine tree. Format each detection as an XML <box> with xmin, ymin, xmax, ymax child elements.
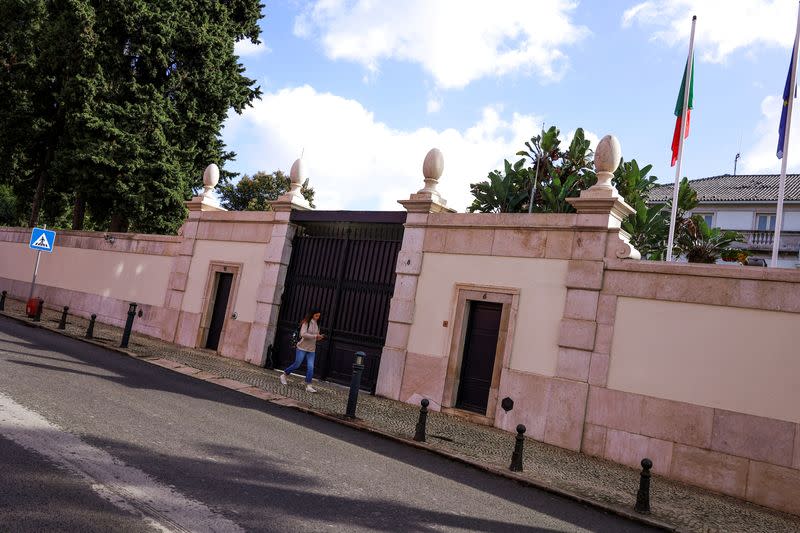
<box><xmin>0</xmin><ymin>0</ymin><xmax>264</xmax><ymax>233</ymax></box>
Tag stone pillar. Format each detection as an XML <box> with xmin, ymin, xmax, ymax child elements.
<box><xmin>171</xmin><ymin>164</ymin><xmax>226</xmax><ymax>346</ymax></box>
<box><xmin>376</xmin><ymin>148</ymin><xmax>455</xmax><ymax>399</ymax></box>
<box><xmin>547</xmin><ymin>135</ymin><xmax>639</xmax><ymax>450</ymax></box>
<box><xmin>246</xmin><ymin>158</ymin><xmax>312</xmax><ymax>366</ymax></box>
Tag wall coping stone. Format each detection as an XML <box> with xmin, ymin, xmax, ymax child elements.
<box><xmin>605</xmin><ymin>258</ymin><xmax>800</xmax><ymax>283</ymax></box>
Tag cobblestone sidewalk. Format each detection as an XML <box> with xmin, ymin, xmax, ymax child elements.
<box><xmin>2</xmin><ymin>297</ymin><xmax>799</xmax><ymax>533</ymax></box>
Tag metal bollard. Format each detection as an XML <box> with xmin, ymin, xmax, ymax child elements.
<box><xmin>120</xmin><ymin>302</ymin><xmax>138</xmax><ymax>348</ymax></box>
<box><xmin>33</xmin><ymin>298</ymin><xmax>44</xmax><ymax>322</ymax></box>
<box><xmin>58</xmin><ymin>306</ymin><xmax>69</xmax><ymax>329</ymax></box>
<box><xmin>509</xmin><ymin>424</ymin><xmax>526</xmax><ymax>472</ymax></box>
<box><xmin>86</xmin><ymin>314</ymin><xmax>97</xmax><ymax>339</ymax></box>
<box><xmin>345</xmin><ymin>351</ymin><xmax>366</xmax><ymax>418</ymax></box>
<box><xmin>634</xmin><ymin>458</ymin><xmax>653</xmax><ymax>514</ymax></box>
<box><xmin>0</xmin><ymin>290</ymin><xmax>6</xmax><ymax>311</ymax></box>
<box><xmin>414</xmin><ymin>398</ymin><xmax>430</xmax><ymax>442</ymax></box>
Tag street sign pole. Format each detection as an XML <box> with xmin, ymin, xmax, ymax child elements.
<box><xmin>27</xmin><ymin>224</ymin><xmax>46</xmax><ymax>301</ymax></box>
<box><xmin>27</xmin><ymin>249</ymin><xmax>42</xmax><ymax>302</ymax></box>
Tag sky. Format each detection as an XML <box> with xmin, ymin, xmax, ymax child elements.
<box><xmin>222</xmin><ymin>0</ymin><xmax>800</xmax><ymax>212</ymax></box>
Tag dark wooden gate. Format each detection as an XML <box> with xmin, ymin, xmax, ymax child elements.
<box><xmin>271</xmin><ymin>211</ymin><xmax>406</xmax><ymax>392</ymax></box>
<box><xmin>456</xmin><ymin>301</ymin><xmax>502</xmax><ymax>414</ymax></box>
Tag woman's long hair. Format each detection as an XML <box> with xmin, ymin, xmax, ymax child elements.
<box><xmin>301</xmin><ymin>308</ymin><xmax>321</xmax><ymax>325</ymax></box>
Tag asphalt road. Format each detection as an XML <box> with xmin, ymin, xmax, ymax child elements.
<box><xmin>0</xmin><ymin>316</ymin><xmax>659</xmax><ymax>532</ymax></box>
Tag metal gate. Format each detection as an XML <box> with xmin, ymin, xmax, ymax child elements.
<box><xmin>271</xmin><ymin>211</ymin><xmax>406</xmax><ymax>392</ymax></box>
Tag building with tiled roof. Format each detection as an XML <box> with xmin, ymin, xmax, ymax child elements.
<box><xmin>649</xmin><ymin>174</ymin><xmax>800</xmax><ymax>267</ymax></box>
<box><xmin>648</xmin><ymin>174</ymin><xmax>800</xmax><ymax>203</ymax></box>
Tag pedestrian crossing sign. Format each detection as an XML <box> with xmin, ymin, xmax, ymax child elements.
<box><xmin>29</xmin><ymin>227</ymin><xmax>56</xmax><ymax>253</ymax></box>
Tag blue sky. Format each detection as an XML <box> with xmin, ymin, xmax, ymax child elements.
<box><xmin>222</xmin><ymin>0</ymin><xmax>800</xmax><ymax>211</ymax></box>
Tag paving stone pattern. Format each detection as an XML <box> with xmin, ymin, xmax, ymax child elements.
<box><xmin>3</xmin><ymin>298</ymin><xmax>799</xmax><ymax>533</ymax></box>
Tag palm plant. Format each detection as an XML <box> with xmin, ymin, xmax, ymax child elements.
<box><xmin>676</xmin><ymin>216</ymin><xmax>743</xmax><ymax>263</ymax></box>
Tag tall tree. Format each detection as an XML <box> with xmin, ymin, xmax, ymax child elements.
<box><xmin>0</xmin><ymin>0</ymin><xmax>264</xmax><ymax>233</ymax></box>
<box><xmin>218</xmin><ymin>171</ymin><xmax>316</xmax><ymax>211</ymax></box>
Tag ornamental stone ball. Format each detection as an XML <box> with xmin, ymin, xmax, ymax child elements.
<box><xmin>290</xmin><ymin>157</ymin><xmax>305</xmax><ymax>185</ymax></box>
<box><xmin>595</xmin><ymin>135</ymin><xmax>621</xmax><ymax>174</ymax></box>
<box><xmin>593</xmin><ymin>135</ymin><xmax>621</xmax><ymax>191</ymax></box>
<box><xmin>202</xmin><ymin>163</ymin><xmax>220</xmax><ymax>198</ymax></box>
<box><xmin>419</xmin><ymin>148</ymin><xmax>444</xmax><ymax>195</ymax></box>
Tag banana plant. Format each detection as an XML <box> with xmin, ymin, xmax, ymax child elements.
<box><xmin>468</xmin><ymin>158</ymin><xmax>530</xmax><ymax>213</ymax></box>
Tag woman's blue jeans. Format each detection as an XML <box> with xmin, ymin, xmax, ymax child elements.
<box><xmin>284</xmin><ymin>349</ymin><xmax>315</xmax><ymax>383</ymax></box>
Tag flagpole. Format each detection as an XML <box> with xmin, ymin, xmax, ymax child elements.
<box><xmin>772</xmin><ymin>2</ymin><xmax>800</xmax><ymax>268</ymax></box>
<box><xmin>666</xmin><ymin>15</ymin><xmax>697</xmax><ymax>262</ymax></box>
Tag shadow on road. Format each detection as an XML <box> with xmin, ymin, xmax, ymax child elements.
<box><xmin>0</xmin><ymin>317</ymin><xmax>653</xmax><ymax>532</ymax></box>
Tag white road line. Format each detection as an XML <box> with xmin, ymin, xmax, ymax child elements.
<box><xmin>0</xmin><ymin>391</ymin><xmax>243</xmax><ymax>533</ymax></box>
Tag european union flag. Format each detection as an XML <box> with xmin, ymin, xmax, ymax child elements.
<box><xmin>778</xmin><ymin>45</ymin><xmax>797</xmax><ymax>160</ymax></box>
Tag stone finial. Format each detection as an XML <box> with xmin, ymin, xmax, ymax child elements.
<box><xmin>593</xmin><ymin>135</ymin><xmax>621</xmax><ymax>192</ymax></box>
<box><xmin>419</xmin><ymin>148</ymin><xmax>444</xmax><ymax>195</ymax></box>
<box><xmin>271</xmin><ymin>157</ymin><xmax>311</xmax><ymax>211</ymax></box>
<box><xmin>202</xmin><ymin>163</ymin><xmax>220</xmax><ymax>199</ymax></box>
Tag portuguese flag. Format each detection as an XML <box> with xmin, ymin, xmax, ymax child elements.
<box><xmin>671</xmin><ymin>58</ymin><xmax>694</xmax><ymax>167</ymax></box>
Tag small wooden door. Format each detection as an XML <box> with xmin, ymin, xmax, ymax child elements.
<box><xmin>456</xmin><ymin>301</ymin><xmax>502</xmax><ymax>414</ymax></box>
<box><xmin>206</xmin><ymin>272</ymin><xmax>233</xmax><ymax>350</ymax></box>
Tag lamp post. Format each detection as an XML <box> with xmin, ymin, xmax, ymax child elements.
<box><xmin>345</xmin><ymin>351</ymin><xmax>366</xmax><ymax>418</ymax></box>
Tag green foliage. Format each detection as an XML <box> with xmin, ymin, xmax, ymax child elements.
<box><xmin>613</xmin><ymin>160</ymin><xmax>668</xmax><ymax>259</ymax></box>
<box><xmin>467</xmin><ymin>159</ymin><xmax>530</xmax><ymax>213</ymax></box>
<box><xmin>0</xmin><ymin>0</ymin><xmax>264</xmax><ymax>234</ymax></box>
<box><xmin>218</xmin><ymin>170</ymin><xmax>315</xmax><ymax>211</ymax></box>
<box><xmin>469</xmin><ymin>125</ymin><xmax>596</xmax><ymax>214</ymax></box>
<box><xmin>516</xmin><ymin>126</ymin><xmax>596</xmax><ymax>213</ymax></box>
<box><xmin>0</xmin><ymin>184</ymin><xmax>19</xmax><ymax>226</ymax></box>
<box><xmin>676</xmin><ymin>216</ymin><xmax>743</xmax><ymax>264</ymax></box>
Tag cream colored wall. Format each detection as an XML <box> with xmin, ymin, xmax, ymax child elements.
<box><xmin>182</xmin><ymin>240</ymin><xmax>265</xmax><ymax>322</ymax></box>
<box><xmin>608</xmin><ymin>297</ymin><xmax>800</xmax><ymax>423</ymax></box>
<box><xmin>408</xmin><ymin>253</ymin><xmax>568</xmax><ymax>376</ymax></box>
<box><xmin>0</xmin><ymin>241</ymin><xmax>170</xmax><ymax>306</ymax></box>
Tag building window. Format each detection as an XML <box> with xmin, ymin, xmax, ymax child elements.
<box><xmin>755</xmin><ymin>214</ymin><xmax>776</xmax><ymax>232</ymax></box>
<box><xmin>694</xmin><ymin>212</ymin><xmax>714</xmax><ymax>227</ymax></box>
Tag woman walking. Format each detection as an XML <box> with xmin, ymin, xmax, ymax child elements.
<box><xmin>280</xmin><ymin>308</ymin><xmax>324</xmax><ymax>392</ymax></box>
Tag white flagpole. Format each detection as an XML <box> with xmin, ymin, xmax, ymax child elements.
<box><xmin>666</xmin><ymin>15</ymin><xmax>697</xmax><ymax>262</ymax></box>
<box><xmin>772</xmin><ymin>2</ymin><xmax>800</xmax><ymax>268</ymax></box>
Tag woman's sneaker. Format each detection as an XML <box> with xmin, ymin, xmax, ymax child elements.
<box><xmin>305</xmin><ymin>385</ymin><xmax>317</xmax><ymax>393</ymax></box>
<box><xmin>280</xmin><ymin>373</ymin><xmax>288</xmax><ymax>386</ymax></box>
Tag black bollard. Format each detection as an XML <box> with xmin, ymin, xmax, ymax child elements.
<box><xmin>345</xmin><ymin>351</ymin><xmax>366</xmax><ymax>418</ymax></box>
<box><xmin>634</xmin><ymin>458</ymin><xmax>653</xmax><ymax>514</ymax></box>
<box><xmin>33</xmin><ymin>298</ymin><xmax>44</xmax><ymax>322</ymax></box>
<box><xmin>86</xmin><ymin>314</ymin><xmax>97</xmax><ymax>339</ymax></box>
<box><xmin>58</xmin><ymin>306</ymin><xmax>69</xmax><ymax>329</ymax></box>
<box><xmin>0</xmin><ymin>290</ymin><xmax>6</xmax><ymax>311</ymax></box>
<box><xmin>414</xmin><ymin>399</ymin><xmax>430</xmax><ymax>442</ymax></box>
<box><xmin>120</xmin><ymin>302</ymin><xmax>138</xmax><ymax>348</ymax></box>
<box><xmin>509</xmin><ymin>424</ymin><xmax>526</xmax><ymax>472</ymax></box>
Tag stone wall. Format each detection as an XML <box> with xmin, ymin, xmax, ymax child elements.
<box><xmin>381</xmin><ymin>218</ymin><xmax>800</xmax><ymax>515</ymax></box>
<box><xmin>0</xmin><ymin>227</ymin><xmax>180</xmax><ymax>340</ymax></box>
<box><xmin>0</xmin><ymin>206</ymin><xmax>296</xmax><ymax>365</ymax></box>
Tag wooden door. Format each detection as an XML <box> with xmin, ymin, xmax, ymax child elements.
<box><xmin>456</xmin><ymin>301</ymin><xmax>502</xmax><ymax>414</ymax></box>
<box><xmin>205</xmin><ymin>272</ymin><xmax>233</xmax><ymax>350</ymax></box>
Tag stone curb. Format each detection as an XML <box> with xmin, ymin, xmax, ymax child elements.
<box><xmin>0</xmin><ymin>311</ymin><xmax>675</xmax><ymax>531</ymax></box>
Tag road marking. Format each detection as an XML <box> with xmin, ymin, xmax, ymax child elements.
<box><xmin>0</xmin><ymin>391</ymin><xmax>243</xmax><ymax>533</ymax></box>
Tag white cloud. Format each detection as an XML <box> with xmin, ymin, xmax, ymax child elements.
<box><xmin>234</xmin><ymin>39</ymin><xmax>271</xmax><ymax>57</ymax></box>
<box><xmin>293</xmin><ymin>1</ymin><xmax>589</xmax><ymax>89</ymax></box>
<box><xmin>741</xmin><ymin>95</ymin><xmax>800</xmax><ymax>173</ymax></box>
<box><xmin>223</xmin><ymin>85</ymin><xmax>544</xmax><ymax>211</ymax></box>
<box><xmin>426</xmin><ymin>96</ymin><xmax>442</xmax><ymax>114</ymax></box>
<box><xmin>622</xmin><ymin>1</ymin><xmax>797</xmax><ymax>62</ymax></box>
